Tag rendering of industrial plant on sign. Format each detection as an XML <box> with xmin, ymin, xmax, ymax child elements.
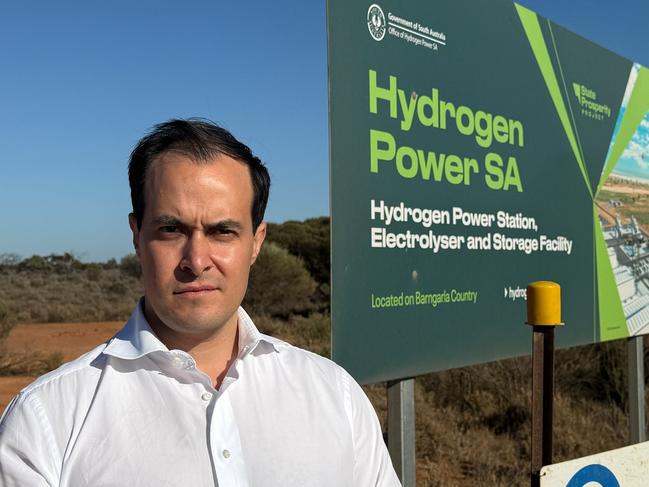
<box><xmin>597</xmin><ymin>85</ymin><xmax>649</xmax><ymax>336</ymax></box>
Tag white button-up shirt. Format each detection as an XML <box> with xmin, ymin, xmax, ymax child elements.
<box><xmin>0</xmin><ymin>303</ymin><xmax>401</xmax><ymax>486</ymax></box>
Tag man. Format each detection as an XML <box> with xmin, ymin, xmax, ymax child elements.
<box><xmin>0</xmin><ymin>119</ymin><xmax>401</xmax><ymax>486</ymax></box>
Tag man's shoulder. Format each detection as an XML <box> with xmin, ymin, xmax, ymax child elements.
<box><xmin>16</xmin><ymin>342</ymin><xmax>109</xmax><ymax>403</ymax></box>
<box><xmin>258</xmin><ymin>332</ymin><xmax>356</xmax><ymax>385</ymax></box>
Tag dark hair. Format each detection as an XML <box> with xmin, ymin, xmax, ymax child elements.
<box><xmin>128</xmin><ymin>118</ymin><xmax>270</xmax><ymax>231</ymax></box>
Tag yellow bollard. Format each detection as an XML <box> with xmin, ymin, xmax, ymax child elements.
<box><xmin>527</xmin><ymin>281</ymin><xmax>562</xmax><ymax>327</ymax></box>
<box><xmin>527</xmin><ymin>281</ymin><xmax>562</xmax><ymax>487</ymax></box>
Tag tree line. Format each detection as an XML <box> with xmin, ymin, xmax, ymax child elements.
<box><xmin>0</xmin><ymin>217</ymin><xmax>331</xmax><ymax>336</ymax></box>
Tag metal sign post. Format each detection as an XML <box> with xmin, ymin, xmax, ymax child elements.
<box><xmin>627</xmin><ymin>335</ymin><xmax>646</xmax><ymax>444</ymax></box>
<box><xmin>387</xmin><ymin>378</ymin><xmax>415</xmax><ymax>487</ymax></box>
<box><xmin>527</xmin><ymin>281</ymin><xmax>563</xmax><ymax>487</ymax></box>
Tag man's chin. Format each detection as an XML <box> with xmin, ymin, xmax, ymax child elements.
<box><xmin>164</xmin><ymin>310</ymin><xmax>235</xmax><ymax>336</ymax></box>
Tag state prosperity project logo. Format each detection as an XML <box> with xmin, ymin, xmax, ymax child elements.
<box><xmin>572</xmin><ymin>82</ymin><xmax>612</xmax><ymax>121</ymax></box>
<box><xmin>367</xmin><ymin>4</ymin><xmax>386</xmax><ymax>41</ymax></box>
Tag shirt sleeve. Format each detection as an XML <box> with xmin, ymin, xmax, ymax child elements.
<box><xmin>343</xmin><ymin>373</ymin><xmax>402</xmax><ymax>487</ymax></box>
<box><xmin>0</xmin><ymin>392</ymin><xmax>60</xmax><ymax>487</ymax></box>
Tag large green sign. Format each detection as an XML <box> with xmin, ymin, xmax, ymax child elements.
<box><xmin>328</xmin><ymin>0</ymin><xmax>649</xmax><ymax>384</ymax></box>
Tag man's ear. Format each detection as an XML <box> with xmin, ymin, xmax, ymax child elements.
<box><xmin>250</xmin><ymin>222</ymin><xmax>266</xmax><ymax>265</ymax></box>
<box><xmin>128</xmin><ymin>213</ymin><xmax>141</xmax><ymax>257</ymax></box>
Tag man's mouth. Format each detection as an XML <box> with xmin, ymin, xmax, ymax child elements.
<box><xmin>173</xmin><ymin>285</ymin><xmax>217</xmax><ymax>295</ymax></box>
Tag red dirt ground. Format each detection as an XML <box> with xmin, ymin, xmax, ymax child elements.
<box><xmin>0</xmin><ymin>322</ymin><xmax>123</xmax><ymax>413</ymax></box>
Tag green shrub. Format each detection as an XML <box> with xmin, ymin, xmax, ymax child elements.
<box><xmin>266</xmin><ymin>218</ymin><xmax>330</xmax><ymax>311</ymax></box>
<box><xmin>46</xmin><ymin>253</ymin><xmax>83</xmax><ymax>273</ymax></box>
<box><xmin>18</xmin><ymin>255</ymin><xmax>52</xmax><ymax>272</ymax></box>
<box><xmin>120</xmin><ymin>254</ymin><xmax>141</xmax><ymax>279</ymax></box>
<box><xmin>266</xmin><ymin>217</ymin><xmax>330</xmax><ymax>285</ymax></box>
<box><xmin>106</xmin><ymin>281</ymin><xmax>129</xmax><ymax>296</ymax></box>
<box><xmin>243</xmin><ymin>242</ymin><xmax>317</xmax><ymax>317</ymax></box>
<box><xmin>47</xmin><ymin>304</ymin><xmax>74</xmax><ymax>323</ymax></box>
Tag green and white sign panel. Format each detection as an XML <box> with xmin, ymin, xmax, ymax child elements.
<box><xmin>328</xmin><ymin>0</ymin><xmax>649</xmax><ymax>384</ymax></box>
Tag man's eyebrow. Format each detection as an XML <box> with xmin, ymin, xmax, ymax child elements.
<box><xmin>205</xmin><ymin>219</ymin><xmax>244</xmax><ymax>233</ymax></box>
<box><xmin>152</xmin><ymin>215</ymin><xmax>184</xmax><ymax>227</ymax></box>
<box><xmin>152</xmin><ymin>215</ymin><xmax>244</xmax><ymax>232</ymax></box>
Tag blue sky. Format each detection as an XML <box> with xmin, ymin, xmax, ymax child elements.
<box><xmin>610</xmin><ymin>64</ymin><xmax>649</xmax><ymax>180</ymax></box>
<box><xmin>1</xmin><ymin>0</ymin><xmax>648</xmax><ymax>262</ymax></box>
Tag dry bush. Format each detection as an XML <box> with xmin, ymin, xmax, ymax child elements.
<box><xmin>0</xmin><ymin>350</ymin><xmax>63</xmax><ymax>376</ymax></box>
<box><xmin>85</xmin><ymin>264</ymin><xmax>103</xmax><ymax>281</ymax></box>
<box><xmin>409</xmin><ymin>344</ymin><xmax>633</xmax><ymax>486</ymax></box>
<box><xmin>0</xmin><ymin>301</ymin><xmax>14</xmax><ymax>339</ymax></box>
<box><xmin>0</xmin><ymin>266</ymin><xmax>142</xmax><ymax>324</ymax></box>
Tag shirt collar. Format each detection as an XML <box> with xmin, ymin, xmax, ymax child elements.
<box><xmin>103</xmin><ymin>299</ymin><xmax>285</xmax><ymax>360</ymax></box>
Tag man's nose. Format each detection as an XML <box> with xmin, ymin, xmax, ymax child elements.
<box><xmin>180</xmin><ymin>233</ymin><xmax>213</xmax><ymax>276</ymax></box>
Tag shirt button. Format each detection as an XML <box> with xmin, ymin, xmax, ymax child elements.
<box><xmin>201</xmin><ymin>392</ymin><xmax>212</xmax><ymax>401</ymax></box>
<box><xmin>222</xmin><ymin>449</ymin><xmax>231</xmax><ymax>459</ymax></box>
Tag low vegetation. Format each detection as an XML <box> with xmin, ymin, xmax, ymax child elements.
<box><xmin>244</xmin><ymin>242</ymin><xmax>318</xmax><ymax>317</ymax></box>
<box><xmin>0</xmin><ymin>220</ymin><xmax>645</xmax><ymax>486</ymax></box>
<box><xmin>0</xmin><ymin>258</ymin><xmax>141</xmax><ymax>325</ymax></box>
<box><xmin>0</xmin><ymin>351</ymin><xmax>63</xmax><ymax>376</ymax></box>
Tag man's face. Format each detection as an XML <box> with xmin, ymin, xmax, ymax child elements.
<box><xmin>129</xmin><ymin>151</ymin><xmax>266</xmax><ymax>339</ymax></box>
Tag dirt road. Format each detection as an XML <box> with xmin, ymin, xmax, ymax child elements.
<box><xmin>0</xmin><ymin>321</ymin><xmax>122</xmax><ymax>413</ymax></box>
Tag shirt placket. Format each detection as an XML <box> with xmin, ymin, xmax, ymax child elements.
<box><xmin>169</xmin><ymin>350</ymin><xmax>249</xmax><ymax>487</ymax></box>
<box><xmin>205</xmin><ymin>389</ymin><xmax>248</xmax><ymax>487</ymax></box>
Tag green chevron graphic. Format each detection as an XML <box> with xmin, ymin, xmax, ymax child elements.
<box><xmin>516</xmin><ymin>4</ymin><xmax>593</xmax><ymax>198</ymax></box>
<box><xmin>594</xmin><ymin>207</ymin><xmax>628</xmax><ymax>340</ymax></box>
<box><xmin>598</xmin><ymin>66</ymin><xmax>649</xmax><ymax>196</ymax></box>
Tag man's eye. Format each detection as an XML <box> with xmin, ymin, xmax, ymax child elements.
<box><xmin>210</xmin><ymin>228</ymin><xmax>236</xmax><ymax>238</ymax></box>
<box><xmin>160</xmin><ymin>226</ymin><xmax>178</xmax><ymax>233</ymax></box>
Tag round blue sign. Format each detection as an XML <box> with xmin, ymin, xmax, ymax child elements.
<box><xmin>565</xmin><ymin>464</ymin><xmax>619</xmax><ymax>487</ymax></box>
